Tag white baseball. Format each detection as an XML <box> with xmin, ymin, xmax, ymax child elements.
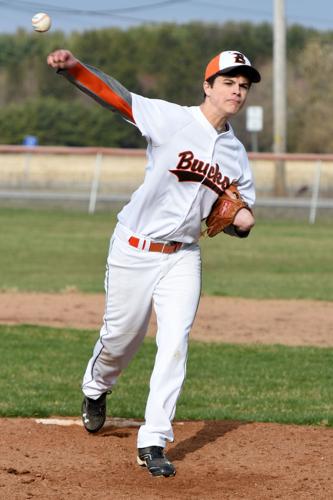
<box><xmin>32</xmin><ymin>12</ymin><xmax>52</xmax><ymax>32</ymax></box>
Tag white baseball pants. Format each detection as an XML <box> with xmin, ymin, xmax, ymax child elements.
<box><xmin>82</xmin><ymin>223</ymin><xmax>201</xmax><ymax>448</ymax></box>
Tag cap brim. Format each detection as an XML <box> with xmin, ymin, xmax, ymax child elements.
<box><xmin>219</xmin><ymin>65</ymin><xmax>261</xmax><ymax>83</ymax></box>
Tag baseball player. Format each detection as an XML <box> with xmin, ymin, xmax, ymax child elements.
<box><xmin>47</xmin><ymin>49</ymin><xmax>260</xmax><ymax>477</ymax></box>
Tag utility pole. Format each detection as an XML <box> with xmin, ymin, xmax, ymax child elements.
<box><xmin>273</xmin><ymin>0</ymin><xmax>287</xmax><ymax>195</ymax></box>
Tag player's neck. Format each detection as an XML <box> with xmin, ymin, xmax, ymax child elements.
<box><xmin>200</xmin><ymin>102</ymin><xmax>228</xmax><ymax>133</ymax></box>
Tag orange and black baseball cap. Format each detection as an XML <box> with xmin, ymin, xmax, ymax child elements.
<box><xmin>205</xmin><ymin>51</ymin><xmax>261</xmax><ymax>83</ymax></box>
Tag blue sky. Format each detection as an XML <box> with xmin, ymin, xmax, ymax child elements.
<box><xmin>0</xmin><ymin>0</ymin><xmax>332</xmax><ymax>33</ymax></box>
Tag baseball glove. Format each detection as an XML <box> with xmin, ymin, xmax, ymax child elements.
<box><xmin>205</xmin><ymin>183</ymin><xmax>252</xmax><ymax>237</ymax></box>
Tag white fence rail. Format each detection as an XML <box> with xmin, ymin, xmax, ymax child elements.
<box><xmin>1</xmin><ymin>146</ymin><xmax>333</xmax><ymax>223</ymax></box>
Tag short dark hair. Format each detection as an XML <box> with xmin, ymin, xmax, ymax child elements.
<box><xmin>203</xmin><ymin>74</ymin><xmax>218</xmax><ymax>99</ymax></box>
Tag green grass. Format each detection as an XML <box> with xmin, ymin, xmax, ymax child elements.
<box><xmin>0</xmin><ymin>207</ymin><xmax>332</xmax><ymax>299</ymax></box>
<box><xmin>0</xmin><ymin>208</ymin><xmax>116</xmax><ymax>293</ymax></box>
<box><xmin>200</xmin><ymin>219</ymin><xmax>333</xmax><ymax>299</ymax></box>
<box><xmin>1</xmin><ymin>324</ymin><xmax>332</xmax><ymax>426</ymax></box>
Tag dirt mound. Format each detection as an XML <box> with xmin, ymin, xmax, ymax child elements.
<box><xmin>0</xmin><ymin>418</ymin><xmax>332</xmax><ymax>499</ymax></box>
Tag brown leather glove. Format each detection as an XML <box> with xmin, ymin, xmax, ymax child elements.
<box><xmin>205</xmin><ymin>183</ymin><xmax>253</xmax><ymax>237</ymax></box>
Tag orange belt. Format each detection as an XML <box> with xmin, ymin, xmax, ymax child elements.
<box><xmin>128</xmin><ymin>236</ymin><xmax>182</xmax><ymax>254</ymax></box>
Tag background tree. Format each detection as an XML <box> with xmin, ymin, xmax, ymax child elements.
<box><xmin>288</xmin><ymin>39</ymin><xmax>333</xmax><ymax>152</ymax></box>
<box><xmin>0</xmin><ymin>22</ymin><xmax>331</xmax><ymax>151</ymax></box>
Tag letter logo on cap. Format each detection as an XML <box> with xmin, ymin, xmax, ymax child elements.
<box><xmin>233</xmin><ymin>52</ymin><xmax>246</xmax><ymax>64</ymax></box>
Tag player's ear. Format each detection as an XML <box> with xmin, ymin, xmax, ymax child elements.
<box><xmin>203</xmin><ymin>80</ymin><xmax>211</xmax><ymax>97</ymax></box>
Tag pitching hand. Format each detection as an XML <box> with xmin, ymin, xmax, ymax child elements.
<box><xmin>47</xmin><ymin>49</ymin><xmax>78</xmax><ymax>69</ymax></box>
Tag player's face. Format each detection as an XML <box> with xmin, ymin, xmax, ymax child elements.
<box><xmin>204</xmin><ymin>74</ymin><xmax>251</xmax><ymax>117</ymax></box>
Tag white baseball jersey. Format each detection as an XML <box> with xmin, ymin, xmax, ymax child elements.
<box><xmin>119</xmin><ymin>95</ymin><xmax>255</xmax><ymax>243</ymax></box>
<box><xmin>62</xmin><ymin>62</ymin><xmax>255</xmax><ymax>244</ymax></box>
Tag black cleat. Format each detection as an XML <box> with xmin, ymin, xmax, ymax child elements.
<box><xmin>81</xmin><ymin>393</ymin><xmax>108</xmax><ymax>433</ymax></box>
<box><xmin>137</xmin><ymin>446</ymin><xmax>176</xmax><ymax>477</ymax></box>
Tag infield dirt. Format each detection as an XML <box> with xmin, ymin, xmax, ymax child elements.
<box><xmin>0</xmin><ymin>292</ymin><xmax>332</xmax><ymax>499</ymax></box>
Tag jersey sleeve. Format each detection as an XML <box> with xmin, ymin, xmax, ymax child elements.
<box><xmin>58</xmin><ymin>61</ymin><xmax>134</xmax><ymax>123</ymax></box>
<box><xmin>131</xmin><ymin>93</ymin><xmax>191</xmax><ymax>145</ymax></box>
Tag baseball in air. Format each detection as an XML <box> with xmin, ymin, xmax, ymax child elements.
<box><xmin>32</xmin><ymin>12</ymin><xmax>52</xmax><ymax>32</ymax></box>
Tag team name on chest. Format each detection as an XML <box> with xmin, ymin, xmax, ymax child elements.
<box><xmin>169</xmin><ymin>150</ymin><xmax>230</xmax><ymax>196</ymax></box>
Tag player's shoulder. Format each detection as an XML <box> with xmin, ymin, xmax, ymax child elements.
<box><xmin>131</xmin><ymin>93</ymin><xmax>196</xmax><ymax>138</ymax></box>
<box><xmin>131</xmin><ymin>93</ymin><xmax>193</xmax><ymax>117</ymax></box>
<box><xmin>227</xmin><ymin>123</ymin><xmax>247</xmax><ymax>153</ymax></box>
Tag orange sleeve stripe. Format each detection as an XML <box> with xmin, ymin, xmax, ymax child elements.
<box><xmin>68</xmin><ymin>62</ymin><xmax>134</xmax><ymax>122</ymax></box>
